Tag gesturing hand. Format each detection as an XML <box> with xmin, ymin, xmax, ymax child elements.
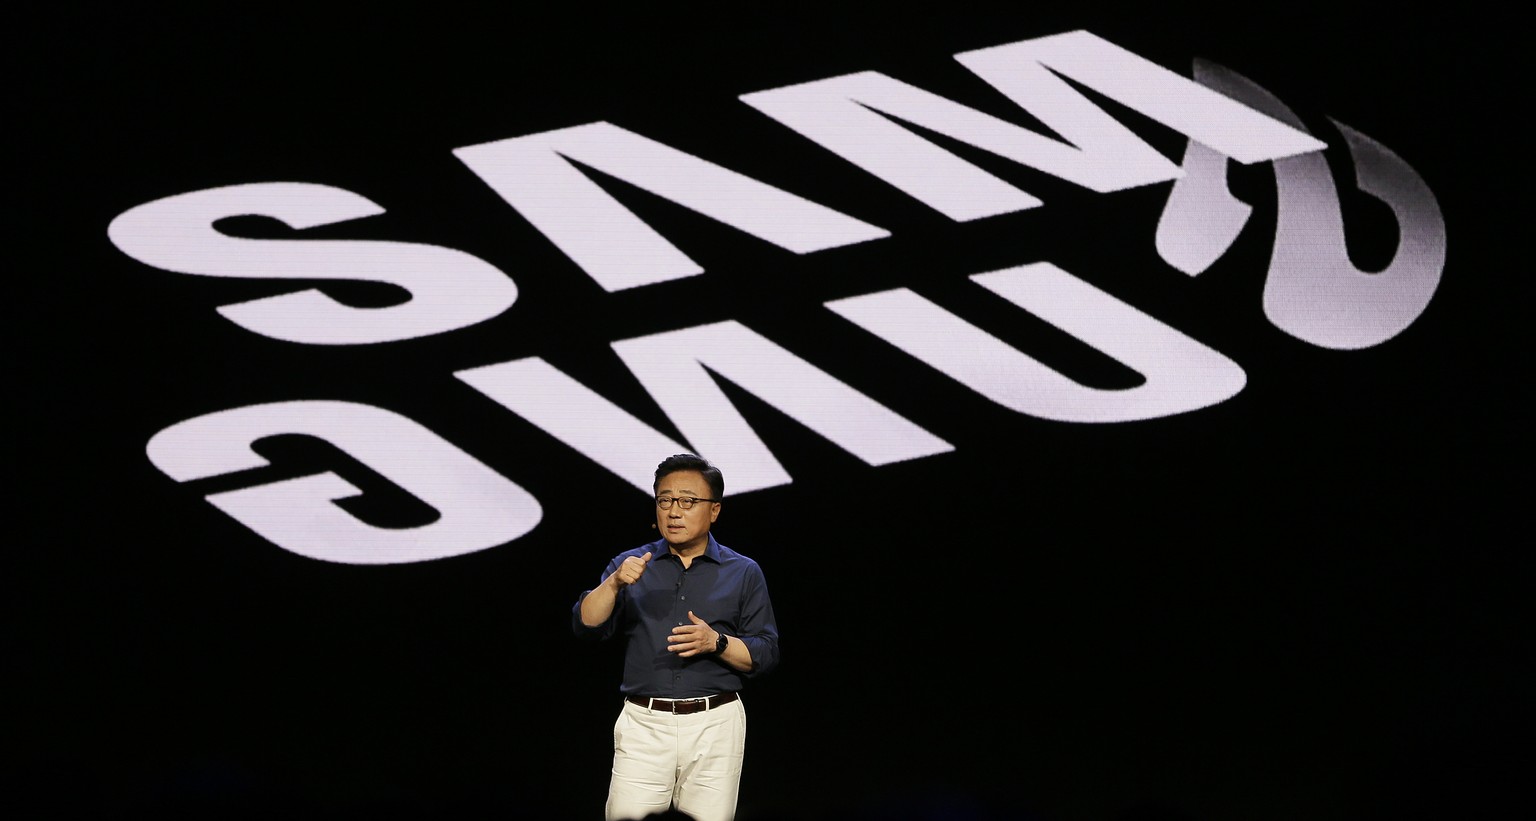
<box><xmin>614</xmin><ymin>551</ymin><xmax>652</xmax><ymax>587</ymax></box>
<box><xmin>667</xmin><ymin>610</ymin><xmax>720</xmax><ymax>657</ymax></box>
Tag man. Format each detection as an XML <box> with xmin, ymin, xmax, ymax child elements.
<box><xmin>573</xmin><ymin>453</ymin><xmax>781</xmax><ymax>821</ymax></box>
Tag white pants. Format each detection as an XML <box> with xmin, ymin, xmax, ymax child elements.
<box><xmin>606</xmin><ymin>697</ymin><xmax>747</xmax><ymax>821</ymax></box>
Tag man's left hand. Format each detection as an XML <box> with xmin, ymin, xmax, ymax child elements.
<box><xmin>667</xmin><ymin>610</ymin><xmax>719</xmax><ymax>657</ymax></box>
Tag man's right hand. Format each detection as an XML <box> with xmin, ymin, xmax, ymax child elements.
<box><xmin>613</xmin><ymin>551</ymin><xmax>652</xmax><ymax>587</ymax></box>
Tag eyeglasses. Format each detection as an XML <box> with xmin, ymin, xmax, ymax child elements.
<box><xmin>655</xmin><ymin>496</ymin><xmax>719</xmax><ymax>510</ymax></box>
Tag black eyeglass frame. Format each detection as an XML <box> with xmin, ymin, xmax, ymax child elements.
<box><xmin>654</xmin><ymin>495</ymin><xmax>721</xmax><ymax>510</ymax></box>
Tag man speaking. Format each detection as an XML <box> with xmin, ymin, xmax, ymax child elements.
<box><xmin>573</xmin><ymin>453</ymin><xmax>781</xmax><ymax>821</ymax></box>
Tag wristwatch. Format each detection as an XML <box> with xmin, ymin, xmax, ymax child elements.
<box><xmin>714</xmin><ymin>632</ymin><xmax>729</xmax><ymax>655</ymax></box>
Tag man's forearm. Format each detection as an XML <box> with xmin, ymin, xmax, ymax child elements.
<box><xmin>579</xmin><ymin>577</ymin><xmax>620</xmax><ymax>627</ymax></box>
<box><xmin>717</xmin><ymin>634</ymin><xmax>754</xmax><ymax>673</ymax></box>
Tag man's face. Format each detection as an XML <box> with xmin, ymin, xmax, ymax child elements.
<box><xmin>654</xmin><ymin>469</ymin><xmax>720</xmax><ymax>551</ymax></box>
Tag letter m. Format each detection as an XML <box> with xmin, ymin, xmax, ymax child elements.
<box><xmin>740</xmin><ymin>30</ymin><xmax>1326</xmax><ymax>221</ymax></box>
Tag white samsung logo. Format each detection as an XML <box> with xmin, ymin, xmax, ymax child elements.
<box><xmin>108</xmin><ymin>30</ymin><xmax>1445</xmax><ymax>564</ymax></box>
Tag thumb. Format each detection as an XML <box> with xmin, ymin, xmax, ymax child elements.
<box><xmin>640</xmin><ymin>551</ymin><xmax>653</xmax><ymax>563</ymax></box>
<box><xmin>688</xmin><ymin>610</ymin><xmax>706</xmax><ymax>625</ymax></box>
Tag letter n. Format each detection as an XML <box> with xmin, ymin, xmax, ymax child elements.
<box><xmin>456</xmin><ymin>323</ymin><xmax>952</xmax><ymax>494</ymax></box>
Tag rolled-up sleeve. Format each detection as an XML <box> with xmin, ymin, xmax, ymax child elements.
<box><xmin>736</xmin><ymin>562</ymin><xmax>780</xmax><ymax>677</ymax></box>
<box><xmin>571</xmin><ymin>590</ymin><xmax>617</xmax><ymax>640</ymax></box>
<box><xmin>571</xmin><ymin>555</ymin><xmax>625</xmax><ymax>640</ymax></box>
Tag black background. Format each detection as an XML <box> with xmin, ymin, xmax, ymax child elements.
<box><xmin>10</xmin><ymin>5</ymin><xmax>1528</xmax><ymax>820</ymax></box>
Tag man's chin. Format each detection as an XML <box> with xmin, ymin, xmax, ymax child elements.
<box><xmin>664</xmin><ymin>531</ymin><xmax>706</xmax><ymax>549</ymax></box>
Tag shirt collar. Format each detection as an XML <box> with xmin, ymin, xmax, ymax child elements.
<box><xmin>657</xmin><ymin>532</ymin><xmax>722</xmax><ymax>564</ymax></box>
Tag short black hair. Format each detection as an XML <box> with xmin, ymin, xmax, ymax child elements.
<box><xmin>653</xmin><ymin>453</ymin><xmax>724</xmax><ymax>500</ymax></box>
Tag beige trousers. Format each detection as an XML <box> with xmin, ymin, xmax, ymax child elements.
<box><xmin>605</xmin><ymin>697</ymin><xmax>747</xmax><ymax>821</ymax></box>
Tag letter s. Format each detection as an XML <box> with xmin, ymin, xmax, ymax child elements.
<box><xmin>107</xmin><ymin>182</ymin><xmax>517</xmax><ymax>344</ymax></box>
<box><xmin>145</xmin><ymin>401</ymin><xmax>541</xmax><ymax>564</ymax></box>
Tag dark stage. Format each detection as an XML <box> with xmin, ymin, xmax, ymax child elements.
<box><xmin>10</xmin><ymin>5</ymin><xmax>1527</xmax><ymax>820</ymax></box>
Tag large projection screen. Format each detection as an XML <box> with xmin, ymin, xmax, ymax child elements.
<box><xmin>12</xmin><ymin>6</ymin><xmax>1524</xmax><ymax>820</ymax></box>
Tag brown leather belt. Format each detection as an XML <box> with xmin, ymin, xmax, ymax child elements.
<box><xmin>625</xmin><ymin>691</ymin><xmax>740</xmax><ymax>714</ymax></box>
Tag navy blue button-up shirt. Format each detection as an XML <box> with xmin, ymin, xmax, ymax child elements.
<box><xmin>573</xmin><ymin>534</ymin><xmax>780</xmax><ymax>698</ymax></box>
